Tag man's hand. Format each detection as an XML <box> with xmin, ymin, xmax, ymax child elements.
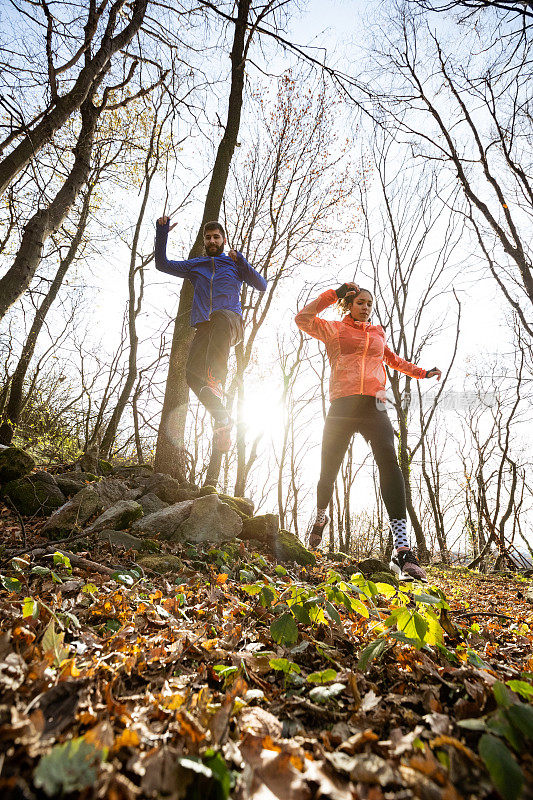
<box><xmin>228</xmin><ymin>249</ymin><xmax>239</xmax><ymax>264</ymax></box>
<box><xmin>426</xmin><ymin>367</ymin><xmax>442</xmax><ymax>381</ymax></box>
<box><xmin>157</xmin><ymin>215</ymin><xmax>177</xmax><ymax>231</ymax></box>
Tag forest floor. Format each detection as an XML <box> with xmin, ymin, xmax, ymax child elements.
<box><xmin>1</xmin><ymin>506</ymin><xmax>533</xmax><ymax>800</ymax></box>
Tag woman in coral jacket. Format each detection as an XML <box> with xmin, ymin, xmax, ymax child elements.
<box><xmin>295</xmin><ymin>283</ymin><xmax>441</xmax><ymax>581</ymax></box>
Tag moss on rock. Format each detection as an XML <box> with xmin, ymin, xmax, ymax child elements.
<box><xmin>198</xmin><ymin>485</ymin><xmax>217</xmax><ymax>497</ymax></box>
<box><xmin>0</xmin><ymin>447</ymin><xmax>35</xmax><ymax>485</ymax></box>
<box><xmin>274</xmin><ymin>529</ymin><xmax>316</xmax><ymax>567</ymax></box>
<box><xmin>217</xmin><ymin>494</ymin><xmax>254</xmax><ymax>519</ymax></box>
<box><xmin>137</xmin><ymin>554</ymin><xmax>184</xmax><ymax>574</ymax></box>
<box><xmin>241</xmin><ymin>514</ymin><xmax>279</xmax><ymax>542</ymax></box>
<box><xmin>2</xmin><ymin>472</ymin><xmax>65</xmax><ymax>515</ymax></box>
<box><xmin>357</xmin><ymin>558</ymin><xmax>392</xmax><ymax>576</ymax></box>
<box><xmin>371</xmin><ymin>571</ymin><xmax>399</xmax><ymax>588</ymax></box>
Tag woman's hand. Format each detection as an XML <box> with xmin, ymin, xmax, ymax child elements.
<box><xmin>425</xmin><ymin>367</ymin><xmax>442</xmax><ymax>381</ymax></box>
<box><xmin>336</xmin><ymin>281</ymin><xmax>360</xmax><ymax>299</ymax></box>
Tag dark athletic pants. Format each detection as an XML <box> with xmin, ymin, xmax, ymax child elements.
<box><xmin>186</xmin><ymin>311</ymin><xmax>233</xmax><ymax>422</ymax></box>
<box><xmin>317</xmin><ymin>395</ymin><xmax>406</xmax><ymax>520</ymax></box>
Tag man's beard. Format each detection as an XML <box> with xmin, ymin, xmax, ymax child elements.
<box><xmin>205</xmin><ymin>244</ymin><xmax>224</xmax><ymax>257</ymax></box>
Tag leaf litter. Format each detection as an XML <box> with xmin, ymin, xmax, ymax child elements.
<box><xmin>0</xmin><ymin>515</ymin><xmax>533</xmax><ymax>799</ymax></box>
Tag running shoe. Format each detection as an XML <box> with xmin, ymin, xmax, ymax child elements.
<box><xmin>308</xmin><ymin>515</ymin><xmax>328</xmax><ymax>549</ymax></box>
<box><xmin>390</xmin><ymin>549</ymin><xmax>427</xmax><ymax>582</ymax></box>
<box><xmin>213</xmin><ymin>420</ymin><xmax>233</xmax><ymax>453</ymax></box>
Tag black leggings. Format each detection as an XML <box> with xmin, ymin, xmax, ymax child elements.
<box><xmin>186</xmin><ymin>311</ymin><xmax>233</xmax><ymax>420</ymax></box>
<box><xmin>317</xmin><ymin>395</ymin><xmax>406</xmax><ymax>520</ymax></box>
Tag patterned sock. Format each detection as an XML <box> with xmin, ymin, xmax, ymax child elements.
<box><xmin>390</xmin><ymin>518</ymin><xmax>410</xmax><ymax>551</ymax></box>
<box><xmin>315</xmin><ymin>508</ymin><xmax>327</xmax><ymax>525</ymax></box>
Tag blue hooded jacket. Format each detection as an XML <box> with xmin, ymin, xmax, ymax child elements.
<box><xmin>155</xmin><ymin>221</ymin><xmax>267</xmax><ymax>326</ymax></box>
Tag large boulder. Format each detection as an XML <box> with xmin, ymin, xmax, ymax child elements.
<box><xmin>96</xmin><ymin>530</ymin><xmax>146</xmax><ymax>551</ymax></box>
<box><xmin>93</xmin><ymin>478</ymin><xmax>129</xmax><ymax>508</ymax></box>
<box><xmin>132</xmin><ymin>500</ymin><xmax>195</xmax><ymax>538</ymax></box>
<box><xmin>42</xmin><ymin>485</ymin><xmax>101</xmax><ymax>536</ymax></box>
<box><xmin>241</xmin><ymin>514</ymin><xmax>279</xmax><ymax>543</ymax></box>
<box><xmin>357</xmin><ymin>558</ymin><xmax>393</xmax><ymax>576</ymax></box>
<box><xmin>112</xmin><ymin>465</ymin><xmax>153</xmax><ymax>481</ymax></box>
<box><xmin>0</xmin><ymin>447</ymin><xmax>35</xmax><ymax>485</ymax></box>
<box><xmin>137</xmin><ymin>492</ymin><xmax>168</xmax><ymax>516</ymax></box>
<box><xmin>137</xmin><ymin>473</ymin><xmax>199</xmax><ymax>504</ymax></box>
<box><xmin>172</xmin><ymin>493</ymin><xmax>242</xmax><ymax>544</ymax></box>
<box><xmin>273</xmin><ymin>530</ymin><xmax>316</xmax><ymax>567</ymax></box>
<box><xmin>54</xmin><ymin>472</ymin><xmax>98</xmax><ymax>497</ymax></box>
<box><xmin>1</xmin><ymin>471</ymin><xmax>65</xmax><ymax>516</ymax></box>
<box><xmin>217</xmin><ymin>493</ymin><xmax>254</xmax><ymax>519</ymax></box>
<box><xmin>84</xmin><ymin>500</ymin><xmax>143</xmax><ymax>533</ymax></box>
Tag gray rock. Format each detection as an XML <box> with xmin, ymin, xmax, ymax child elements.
<box><xmin>1</xmin><ymin>471</ymin><xmax>65</xmax><ymax>516</ymax></box>
<box><xmin>84</xmin><ymin>500</ymin><xmax>143</xmax><ymax>533</ymax></box>
<box><xmin>131</xmin><ymin>499</ymin><xmax>195</xmax><ymax>538</ymax></box>
<box><xmin>0</xmin><ymin>447</ymin><xmax>35</xmax><ymax>484</ymax></box>
<box><xmin>218</xmin><ymin>493</ymin><xmax>254</xmax><ymax>518</ymax></box>
<box><xmin>93</xmin><ymin>478</ymin><xmax>129</xmax><ymax>508</ymax></box>
<box><xmin>241</xmin><ymin>514</ymin><xmax>279</xmax><ymax>543</ymax></box>
<box><xmin>96</xmin><ymin>530</ymin><xmax>145</xmax><ymax>550</ymax></box>
<box><xmin>137</xmin><ymin>492</ymin><xmax>168</xmax><ymax>516</ymax></box>
<box><xmin>357</xmin><ymin>558</ymin><xmax>393</xmax><ymax>576</ymax></box>
<box><xmin>173</xmin><ymin>493</ymin><xmax>242</xmax><ymax>544</ymax></box>
<box><xmin>137</xmin><ymin>473</ymin><xmax>198</xmax><ymax>504</ymax></box>
<box><xmin>54</xmin><ymin>472</ymin><xmax>98</xmax><ymax>496</ymax></box>
<box><xmin>124</xmin><ymin>487</ymin><xmax>144</xmax><ymax>500</ymax></box>
<box><xmin>273</xmin><ymin>529</ymin><xmax>316</xmax><ymax>566</ymax></box>
<box><xmin>42</xmin><ymin>485</ymin><xmax>101</xmax><ymax>535</ymax></box>
<box><xmin>525</xmin><ymin>586</ymin><xmax>533</xmax><ymax>604</ymax></box>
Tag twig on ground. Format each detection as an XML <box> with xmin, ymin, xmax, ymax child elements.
<box><xmin>452</xmin><ymin>611</ymin><xmax>515</xmax><ymax>621</ymax></box>
<box><xmin>38</xmin><ymin>548</ymin><xmax>115</xmax><ymax>576</ymax></box>
<box><xmin>0</xmin><ymin>527</ymin><xmax>96</xmax><ymax>565</ymax></box>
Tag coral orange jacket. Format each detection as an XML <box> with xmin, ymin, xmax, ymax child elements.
<box><xmin>295</xmin><ymin>289</ymin><xmax>427</xmax><ymax>401</ymax></box>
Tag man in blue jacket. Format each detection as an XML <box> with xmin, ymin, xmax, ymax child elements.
<box><xmin>155</xmin><ymin>216</ymin><xmax>267</xmax><ymax>452</ymax></box>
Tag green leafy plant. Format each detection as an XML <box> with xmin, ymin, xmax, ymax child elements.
<box><xmin>307</xmin><ymin>668</ymin><xmax>338</xmax><ymax>684</ymax></box>
<box><xmin>459</xmin><ymin>680</ymin><xmax>533</xmax><ymax>800</ymax></box>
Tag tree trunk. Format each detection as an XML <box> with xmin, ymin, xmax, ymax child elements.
<box><xmin>0</xmin><ymin>187</ymin><xmax>92</xmax><ymax>445</ymax></box>
<box><xmin>0</xmin><ymin>0</ymin><xmax>148</xmax><ymax>197</ymax></box>
<box><xmin>154</xmin><ymin>0</ymin><xmax>252</xmax><ymax>479</ymax></box>
<box><xmin>0</xmin><ymin>97</ymin><xmax>102</xmax><ymax>321</ymax></box>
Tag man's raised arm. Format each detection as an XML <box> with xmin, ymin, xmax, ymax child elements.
<box><xmin>155</xmin><ymin>217</ymin><xmax>192</xmax><ymax>280</ymax></box>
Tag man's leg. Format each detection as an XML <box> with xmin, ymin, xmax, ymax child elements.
<box><xmin>311</xmin><ymin>397</ymin><xmax>357</xmax><ymax>547</ymax></box>
<box><xmin>199</xmin><ymin>311</ymin><xmax>233</xmax><ymax>424</ymax></box>
<box><xmin>186</xmin><ymin>323</ymin><xmax>210</xmax><ymax>400</ymax></box>
<box><xmin>363</xmin><ymin>404</ymin><xmax>426</xmax><ymax>580</ymax></box>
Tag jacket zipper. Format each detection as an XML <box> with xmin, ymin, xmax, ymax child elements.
<box><xmin>209</xmin><ymin>257</ymin><xmax>215</xmax><ymax>318</ymax></box>
<box><xmin>359</xmin><ymin>324</ymin><xmax>369</xmax><ymax>394</ymax></box>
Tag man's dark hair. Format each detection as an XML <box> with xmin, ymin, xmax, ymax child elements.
<box><xmin>203</xmin><ymin>220</ymin><xmax>225</xmax><ymax>238</ymax></box>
